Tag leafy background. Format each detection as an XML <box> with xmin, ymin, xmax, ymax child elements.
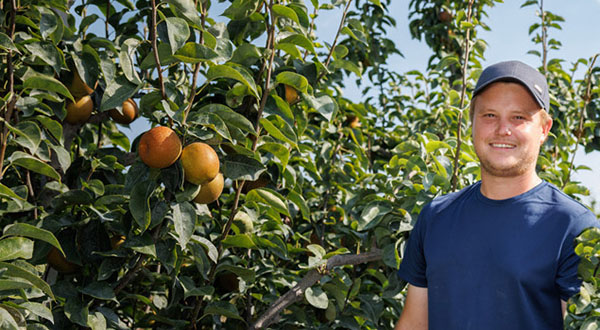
<box><xmin>0</xmin><ymin>0</ymin><xmax>599</xmax><ymax>329</ymax></box>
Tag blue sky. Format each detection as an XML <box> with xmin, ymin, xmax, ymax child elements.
<box><xmin>122</xmin><ymin>0</ymin><xmax>600</xmax><ymax>206</ymax></box>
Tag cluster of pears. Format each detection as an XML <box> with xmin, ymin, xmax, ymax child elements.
<box><xmin>64</xmin><ymin>70</ymin><xmax>138</xmax><ymax>125</ymax></box>
<box><xmin>137</xmin><ymin>126</ymin><xmax>223</xmax><ymax>204</ymax></box>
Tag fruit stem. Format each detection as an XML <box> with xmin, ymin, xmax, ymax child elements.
<box><xmin>450</xmin><ymin>0</ymin><xmax>474</xmax><ymax>192</ymax></box>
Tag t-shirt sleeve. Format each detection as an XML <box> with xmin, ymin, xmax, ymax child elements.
<box><xmin>397</xmin><ymin>205</ymin><xmax>430</xmax><ymax>287</ymax></box>
<box><xmin>555</xmin><ymin>209</ymin><xmax>599</xmax><ymax>301</ymax></box>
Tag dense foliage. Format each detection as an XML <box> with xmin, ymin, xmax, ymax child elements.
<box><xmin>0</xmin><ymin>0</ymin><xmax>598</xmax><ymax>329</ymax></box>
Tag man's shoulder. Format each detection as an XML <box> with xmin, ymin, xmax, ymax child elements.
<box><xmin>425</xmin><ymin>182</ymin><xmax>481</xmax><ymax>214</ymax></box>
<box><xmin>537</xmin><ymin>181</ymin><xmax>598</xmax><ymax>228</ymax></box>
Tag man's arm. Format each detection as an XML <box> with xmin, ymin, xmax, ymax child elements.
<box><xmin>561</xmin><ymin>300</ymin><xmax>567</xmax><ymax>316</ymax></box>
<box><xmin>394</xmin><ymin>284</ymin><xmax>428</xmax><ymax>330</ymax></box>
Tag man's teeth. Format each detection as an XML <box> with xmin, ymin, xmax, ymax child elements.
<box><xmin>491</xmin><ymin>143</ymin><xmax>515</xmax><ymax>148</ymax></box>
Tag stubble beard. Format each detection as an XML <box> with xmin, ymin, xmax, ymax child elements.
<box><xmin>475</xmin><ymin>145</ymin><xmax>540</xmax><ymax>178</ymax></box>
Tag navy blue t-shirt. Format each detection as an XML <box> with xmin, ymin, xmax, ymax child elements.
<box><xmin>397</xmin><ymin>181</ymin><xmax>598</xmax><ymax>330</ymax></box>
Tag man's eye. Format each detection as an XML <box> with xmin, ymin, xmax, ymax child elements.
<box><xmin>484</xmin><ymin>113</ymin><xmax>495</xmax><ymax>118</ymax></box>
<box><xmin>515</xmin><ymin>116</ymin><xmax>525</xmax><ymax>120</ymax></box>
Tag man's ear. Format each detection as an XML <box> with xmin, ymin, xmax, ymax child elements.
<box><xmin>541</xmin><ymin>116</ymin><xmax>553</xmax><ymax>144</ymax></box>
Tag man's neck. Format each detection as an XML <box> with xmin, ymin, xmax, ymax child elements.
<box><xmin>479</xmin><ymin>171</ymin><xmax>542</xmax><ymax>200</ymax></box>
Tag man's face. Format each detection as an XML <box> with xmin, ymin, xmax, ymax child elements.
<box><xmin>471</xmin><ymin>82</ymin><xmax>552</xmax><ymax>178</ymax></box>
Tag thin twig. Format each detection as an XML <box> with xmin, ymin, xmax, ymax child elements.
<box><xmin>182</xmin><ymin>0</ymin><xmax>206</xmax><ymax>126</ymax></box>
<box><xmin>563</xmin><ymin>54</ymin><xmax>598</xmax><ymax>188</ymax></box>
<box><xmin>250</xmin><ymin>250</ymin><xmax>383</xmax><ymax>330</ymax></box>
<box><xmin>540</xmin><ymin>0</ymin><xmax>548</xmax><ymax>74</ymax></box>
<box><xmin>150</xmin><ymin>0</ymin><xmax>166</xmax><ymax>101</ymax></box>
<box><xmin>105</xmin><ymin>0</ymin><xmax>110</xmax><ymax>39</ymax></box>
<box><xmin>0</xmin><ymin>0</ymin><xmax>18</xmax><ymax>180</ymax></box>
<box><xmin>316</xmin><ymin>0</ymin><xmax>353</xmax><ymax>83</ymax></box>
<box><xmin>303</xmin><ymin>5</ymin><xmax>318</xmax><ymax>61</ymax></box>
<box><xmin>450</xmin><ymin>0</ymin><xmax>475</xmax><ymax>192</ymax></box>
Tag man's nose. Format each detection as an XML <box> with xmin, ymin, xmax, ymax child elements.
<box><xmin>496</xmin><ymin>120</ymin><xmax>512</xmax><ymax>136</ymax></box>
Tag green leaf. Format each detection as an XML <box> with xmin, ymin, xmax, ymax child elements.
<box><xmin>0</xmin><ymin>261</ymin><xmax>54</xmax><ymax>300</ymax></box>
<box><xmin>357</xmin><ymin>202</ymin><xmax>391</xmax><ymax>231</ymax></box>
<box><xmin>87</xmin><ymin>312</ymin><xmax>107</xmax><ymax>330</ymax></box>
<box><xmin>279</xmin><ymin>34</ymin><xmax>316</xmax><ymax>55</ymax></box>
<box><xmin>36</xmin><ymin>116</ymin><xmax>63</xmax><ymax>144</ymax></box>
<box><xmin>259</xmin><ymin>117</ymin><xmax>297</xmax><ymax>147</ymax></box>
<box><xmin>165</xmin><ymin>0</ymin><xmax>202</xmax><ymax>27</ymax></box>
<box><xmin>9</xmin><ymin>151</ymin><xmax>60</xmax><ymax>181</ymax></box>
<box><xmin>276</xmin><ymin>71</ymin><xmax>308</xmax><ymax>94</ymax></box>
<box><xmin>0</xmin><ymin>237</ymin><xmax>34</xmax><ymax>261</ymax></box>
<box><xmin>198</xmin><ymin>104</ymin><xmax>255</xmax><ymax>135</ymax></box>
<box><xmin>173</xmin><ymin>42</ymin><xmax>219</xmax><ymax>63</ymax></box>
<box><xmin>3</xmin><ymin>223</ymin><xmax>63</xmax><ymax>254</ymax></box>
<box><xmin>0</xmin><ymin>308</ymin><xmax>19</xmax><ymax>329</ymax></box>
<box><xmin>246</xmin><ymin>188</ymin><xmax>290</xmax><ymax>216</ymax></box>
<box><xmin>119</xmin><ymin>39</ymin><xmax>142</xmax><ymax>85</ymax></box>
<box><xmin>64</xmin><ymin>296</ymin><xmax>89</xmax><ymax>327</ymax></box>
<box><xmin>172</xmin><ymin>201</ymin><xmax>196</xmax><ymax>249</ymax></box>
<box><xmin>0</xmin><ymin>33</ymin><xmax>19</xmax><ymax>53</ymax></box>
<box><xmin>52</xmin><ymin>190</ymin><xmax>93</xmax><ymax>210</ymax></box>
<box><xmin>206</xmin><ymin>64</ymin><xmax>259</xmax><ymax>98</ymax></box>
<box><xmin>383</xmin><ymin>240</ymin><xmax>401</xmax><ymax>269</ymax></box>
<box><xmin>203</xmin><ymin>301</ymin><xmax>244</xmax><ymax>321</ymax></box>
<box><xmin>39</xmin><ymin>7</ymin><xmax>58</xmax><ymax>40</ymax></box>
<box><xmin>164</xmin><ymin>17</ymin><xmax>190</xmax><ymax>53</ymax></box>
<box><xmin>563</xmin><ymin>183</ymin><xmax>589</xmax><ymax>196</ymax></box>
<box><xmin>0</xmin><ymin>183</ymin><xmax>25</xmax><ymax>202</ymax></box>
<box><xmin>23</xmin><ymin>74</ymin><xmax>74</xmax><ymax>102</ymax></box>
<box><xmin>20</xmin><ymin>302</ymin><xmax>53</xmax><ymax>324</ymax></box>
<box><xmin>9</xmin><ymin>121</ymin><xmax>42</xmax><ymax>154</ymax></box>
<box><xmin>81</xmin><ymin>282</ymin><xmax>116</xmax><ymax>300</ymax></box>
<box><xmin>140</xmin><ymin>43</ymin><xmax>179</xmax><ymax>69</ymax></box>
<box><xmin>24</xmin><ymin>41</ymin><xmax>64</xmax><ymax>74</ymax></box>
<box><xmin>305</xmin><ymin>286</ymin><xmax>328</xmax><ymax>309</ymax></box>
<box><xmin>436</xmin><ymin>55</ymin><xmax>460</xmax><ymax>71</ymax></box>
<box><xmin>258</xmin><ymin>143</ymin><xmax>289</xmax><ymax>170</ymax></box>
<box><xmin>216</xmin><ymin>264</ymin><xmax>256</xmax><ymax>282</ymax></box>
<box><xmin>221</xmin><ymin>234</ymin><xmax>256</xmax><ymax>249</ymax></box>
<box><xmin>287</xmin><ymin>190</ymin><xmax>309</xmax><ymax>220</ymax></box>
<box><xmin>272</xmin><ymin>4</ymin><xmax>300</xmax><ymax>25</ymax></box>
<box><xmin>0</xmin><ymin>279</ymin><xmax>33</xmax><ymax>291</ymax></box>
<box><xmin>191</xmin><ymin>235</ymin><xmax>218</xmax><ymax>263</ymax></box>
<box><xmin>222</xmin><ymin>154</ymin><xmax>266</xmax><ymax>181</ymax></box>
<box><xmin>305</xmin><ymin>94</ymin><xmax>338</xmax><ymax>121</ymax></box>
<box><xmin>331</xmin><ymin>59</ymin><xmax>361</xmax><ymax>77</ymax></box>
<box><xmin>130</xmin><ymin>180</ymin><xmax>156</xmax><ymax>231</ymax></box>
<box><xmin>99</xmin><ymin>76</ymin><xmax>140</xmax><ymax>111</ymax></box>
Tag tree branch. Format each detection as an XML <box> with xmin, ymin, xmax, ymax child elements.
<box><xmin>150</xmin><ymin>0</ymin><xmax>166</xmax><ymax>101</ymax></box>
<box><xmin>450</xmin><ymin>0</ymin><xmax>475</xmax><ymax>192</ymax></box>
<box><xmin>316</xmin><ymin>0</ymin><xmax>353</xmax><ymax>83</ymax></box>
<box><xmin>0</xmin><ymin>0</ymin><xmax>18</xmax><ymax>180</ymax></box>
<box><xmin>250</xmin><ymin>249</ymin><xmax>383</xmax><ymax>330</ymax></box>
<box><xmin>563</xmin><ymin>53</ymin><xmax>598</xmax><ymax>187</ymax></box>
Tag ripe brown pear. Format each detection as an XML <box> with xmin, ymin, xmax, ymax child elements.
<box><xmin>181</xmin><ymin>142</ymin><xmax>220</xmax><ymax>185</ymax></box>
<box><xmin>109</xmin><ymin>99</ymin><xmax>138</xmax><ymax>125</ymax></box>
<box><xmin>193</xmin><ymin>173</ymin><xmax>224</xmax><ymax>204</ymax></box>
<box><xmin>68</xmin><ymin>70</ymin><xmax>95</xmax><ymax>98</ymax></box>
<box><xmin>285</xmin><ymin>85</ymin><xmax>299</xmax><ymax>103</ymax></box>
<box><xmin>46</xmin><ymin>247</ymin><xmax>79</xmax><ymax>273</ymax></box>
<box><xmin>65</xmin><ymin>95</ymin><xmax>93</xmax><ymax>124</ymax></box>
<box><xmin>138</xmin><ymin>126</ymin><xmax>182</xmax><ymax>169</ymax></box>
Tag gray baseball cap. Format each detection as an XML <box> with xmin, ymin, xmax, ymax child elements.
<box><xmin>473</xmin><ymin>60</ymin><xmax>549</xmax><ymax>111</ymax></box>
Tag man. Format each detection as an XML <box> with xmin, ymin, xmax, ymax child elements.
<box><xmin>395</xmin><ymin>60</ymin><xmax>598</xmax><ymax>330</ymax></box>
